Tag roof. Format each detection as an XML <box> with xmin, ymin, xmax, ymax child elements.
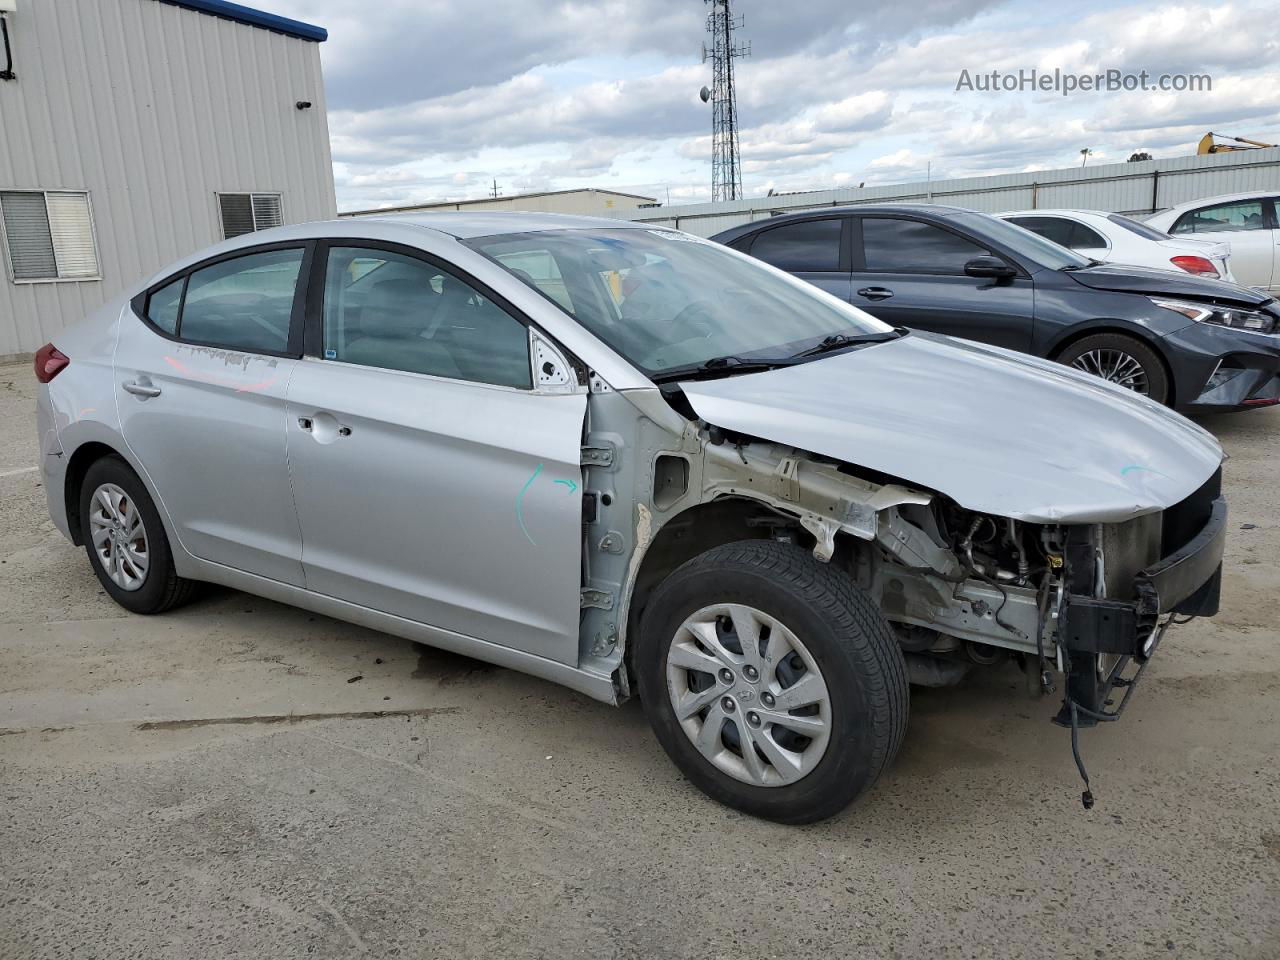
<box><xmin>341</xmin><ymin>188</ymin><xmax>659</xmax><ymax>218</ymax></box>
<box><xmin>356</xmin><ymin>210</ymin><xmax>654</xmax><ymax>239</ymax></box>
<box><xmin>709</xmin><ymin>203</ymin><xmax>975</xmax><ymax>241</ymax></box>
<box><xmin>156</xmin><ymin>0</ymin><xmax>327</xmax><ymax>42</ymax></box>
<box><xmin>1152</xmin><ymin>191</ymin><xmax>1273</xmax><ymax>215</ymax></box>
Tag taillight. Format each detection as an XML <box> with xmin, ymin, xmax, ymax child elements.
<box><xmin>34</xmin><ymin>343</ymin><xmax>69</xmax><ymax>383</ymax></box>
<box><xmin>1170</xmin><ymin>255</ymin><xmax>1219</xmax><ymax>278</ymax></box>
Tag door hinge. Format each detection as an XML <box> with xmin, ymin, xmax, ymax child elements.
<box><xmin>581</xmin><ymin>443</ymin><xmax>615</xmax><ymax>468</ymax></box>
<box><xmin>580</xmin><ymin>588</ymin><xmax>615</xmax><ymax>611</ymax></box>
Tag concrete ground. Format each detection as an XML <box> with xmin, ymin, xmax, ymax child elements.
<box><xmin>1</xmin><ymin>357</ymin><xmax>1277</xmax><ymax>960</ymax></box>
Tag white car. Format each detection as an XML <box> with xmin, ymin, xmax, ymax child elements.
<box><xmin>1145</xmin><ymin>192</ymin><xmax>1279</xmax><ymax>292</ymax></box>
<box><xmin>997</xmin><ymin>209</ymin><xmax>1234</xmax><ymax>283</ymax></box>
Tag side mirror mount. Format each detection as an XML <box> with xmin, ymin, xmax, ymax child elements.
<box><xmin>964</xmin><ymin>256</ymin><xmax>1017</xmax><ymax>280</ymax></box>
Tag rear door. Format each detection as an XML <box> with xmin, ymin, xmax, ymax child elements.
<box><xmin>1169</xmin><ymin>197</ymin><xmax>1277</xmax><ymax>290</ymax></box>
<box><xmin>851</xmin><ymin>216</ymin><xmax>1036</xmax><ymax>350</ymax></box>
<box><xmin>738</xmin><ymin>216</ymin><xmax>852</xmax><ymax>301</ymax></box>
<box><xmin>117</xmin><ymin>244</ymin><xmax>309</xmax><ymax>585</ymax></box>
<box><xmin>285</xmin><ymin>242</ymin><xmax>587</xmax><ymax>663</ymax></box>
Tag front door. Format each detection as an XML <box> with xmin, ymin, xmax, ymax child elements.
<box><xmin>851</xmin><ymin>216</ymin><xmax>1036</xmax><ymax>351</ymax></box>
<box><xmin>116</xmin><ymin>244</ymin><xmax>309</xmax><ymax>585</ymax></box>
<box><xmin>285</xmin><ymin>244</ymin><xmax>587</xmax><ymax>664</ymax></box>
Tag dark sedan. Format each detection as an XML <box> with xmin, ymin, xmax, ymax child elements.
<box><xmin>712</xmin><ymin>204</ymin><xmax>1280</xmax><ymax>411</ymax></box>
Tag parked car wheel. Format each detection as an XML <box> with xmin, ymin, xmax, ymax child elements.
<box><xmin>1057</xmin><ymin>333</ymin><xmax>1170</xmax><ymax>404</ymax></box>
<box><xmin>80</xmin><ymin>456</ymin><xmax>196</xmax><ymax>614</ymax></box>
<box><xmin>636</xmin><ymin>540</ymin><xmax>908</xmax><ymax>824</ymax></box>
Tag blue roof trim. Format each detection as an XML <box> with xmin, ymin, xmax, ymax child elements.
<box><xmin>156</xmin><ymin>0</ymin><xmax>328</xmax><ymax>42</ymax></box>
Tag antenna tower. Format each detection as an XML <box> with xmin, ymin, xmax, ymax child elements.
<box><xmin>700</xmin><ymin>0</ymin><xmax>749</xmax><ymax>202</ymax></box>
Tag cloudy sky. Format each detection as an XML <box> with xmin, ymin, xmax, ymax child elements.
<box><xmin>268</xmin><ymin>0</ymin><xmax>1280</xmax><ymax>212</ymax></box>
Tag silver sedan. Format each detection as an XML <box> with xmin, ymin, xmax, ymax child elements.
<box><xmin>35</xmin><ymin>213</ymin><xmax>1228</xmax><ymax>822</ymax></box>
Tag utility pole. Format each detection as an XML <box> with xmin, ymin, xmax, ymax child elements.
<box><xmin>490</xmin><ymin>179</ymin><xmax>501</xmax><ymax>199</ymax></box>
<box><xmin>700</xmin><ymin>0</ymin><xmax>749</xmax><ymax>202</ymax></box>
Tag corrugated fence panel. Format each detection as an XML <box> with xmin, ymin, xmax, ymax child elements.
<box><xmin>0</xmin><ymin>0</ymin><xmax>336</xmax><ymax>355</ymax></box>
<box><xmin>621</xmin><ymin>148</ymin><xmax>1280</xmax><ymax>240</ymax></box>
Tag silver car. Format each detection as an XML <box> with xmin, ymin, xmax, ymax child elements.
<box><xmin>34</xmin><ymin>213</ymin><xmax>1228</xmax><ymax>822</ymax></box>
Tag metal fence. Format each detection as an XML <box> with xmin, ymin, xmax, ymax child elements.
<box><xmin>619</xmin><ymin>148</ymin><xmax>1280</xmax><ymax>237</ymax></box>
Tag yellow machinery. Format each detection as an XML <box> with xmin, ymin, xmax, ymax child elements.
<box><xmin>1197</xmin><ymin>132</ymin><xmax>1277</xmax><ymax>154</ymax></box>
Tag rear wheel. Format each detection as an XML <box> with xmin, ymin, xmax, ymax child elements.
<box><xmin>80</xmin><ymin>456</ymin><xmax>196</xmax><ymax>614</ymax></box>
<box><xmin>1057</xmin><ymin>333</ymin><xmax>1169</xmax><ymax>405</ymax></box>
<box><xmin>635</xmin><ymin>540</ymin><xmax>908</xmax><ymax>824</ymax></box>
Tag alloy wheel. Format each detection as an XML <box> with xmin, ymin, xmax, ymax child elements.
<box><xmin>89</xmin><ymin>482</ymin><xmax>150</xmax><ymax>591</ymax></box>
<box><xmin>665</xmin><ymin>603</ymin><xmax>832</xmax><ymax>787</ymax></box>
<box><xmin>1070</xmin><ymin>348</ymin><xmax>1150</xmax><ymax>395</ymax></box>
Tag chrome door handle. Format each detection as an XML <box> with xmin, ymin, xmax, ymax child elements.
<box><xmin>122</xmin><ymin>380</ymin><xmax>161</xmax><ymax>398</ymax></box>
<box><xmin>857</xmin><ymin>287</ymin><xmax>894</xmax><ymax>301</ymax></box>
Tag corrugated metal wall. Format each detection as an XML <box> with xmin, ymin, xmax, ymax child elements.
<box><xmin>622</xmin><ymin>149</ymin><xmax>1280</xmax><ymax>237</ymax></box>
<box><xmin>0</xmin><ymin>0</ymin><xmax>337</xmax><ymax>356</ymax></box>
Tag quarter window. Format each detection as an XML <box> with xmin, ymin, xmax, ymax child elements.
<box><xmin>0</xmin><ymin>190</ymin><xmax>100</xmax><ymax>282</ymax></box>
<box><xmin>1171</xmin><ymin>200</ymin><xmax>1267</xmax><ymax>235</ymax></box>
<box><xmin>861</xmin><ymin>218</ymin><xmax>994</xmax><ymax>274</ymax></box>
<box><xmin>322</xmin><ymin>247</ymin><xmax>532</xmax><ymax>389</ymax></box>
<box><xmin>750</xmin><ymin>219</ymin><xmax>842</xmax><ymax>272</ymax></box>
<box><xmin>146</xmin><ymin>276</ymin><xmax>184</xmax><ymax>335</ymax></box>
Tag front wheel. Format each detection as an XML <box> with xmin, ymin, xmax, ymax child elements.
<box><xmin>635</xmin><ymin>540</ymin><xmax>909</xmax><ymax>824</ymax></box>
<box><xmin>1057</xmin><ymin>333</ymin><xmax>1170</xmax><ymax>405</ymax></box>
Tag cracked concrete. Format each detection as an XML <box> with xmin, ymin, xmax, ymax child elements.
<box><xmin>1</xmin><ymin>359</ymin><xmax>1278</xmax><ymax>959</ymax></box>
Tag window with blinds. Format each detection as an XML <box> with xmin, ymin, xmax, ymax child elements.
<box><xmin>0</xmin><ymin>190</ymin><xmax>100</xmax><ymax>282</ymax></box>
<box><xmin>218</xmin><ymin>193</ymin><xmax>284</xmax><ymax>239</ymax></box>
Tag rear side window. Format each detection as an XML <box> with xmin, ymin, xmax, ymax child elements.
<box><xmin>749</xmin><ymin>219</ymin><xmax>842</xmax><ymax>272</ymax></box>
<box><xmin>861</xmin><ymin>218</ymin><xmax>992</xmax><ymax>274</ymax></box>
<box><xmin>322</xmin><ymin>246</ymin><xmax>532</xmax><ymax>389</ymax></box>
<box><xmin>1172</xmin><ymin>200</ymin><xmax>1267</xmax><ymax>235</ymax></box>
<box><xmin>1007</xmin><ymin>216</ymin><xmax>1106</xmax><ymax>250</ymax></box>
<box><xmin>142</xmin><ymin>248</ymin><xmax>304</xmax><ymax>353</ymax></box>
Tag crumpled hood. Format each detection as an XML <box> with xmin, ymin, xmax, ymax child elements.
<box><xmin>1065</xmin><ymin>262</ymin><xmax>1272</xmax><ymax>305</ymax></box>
<box><xmin>679</xmin><ymin>332</ymin><xmax>1223</xmax><ymax>523</ymax></box>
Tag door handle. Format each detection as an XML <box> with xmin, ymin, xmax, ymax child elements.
<box><xmin>122</xmin><ymin>379</ymin><xmax>161</xmax><ymax>399</ymax></box>
<box><xmin>298</xmin><ymin>413</ymin><xmax>351</xmax><ymax>440</ymax></box>
<box><xmin>857</xmin><ymin>287</ymin><xmax>894</xmax><ymax>301</ymax></box>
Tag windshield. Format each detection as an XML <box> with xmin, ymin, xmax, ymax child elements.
<box><xmin>464</xmin><ymin>228</ymin><xmax>892</xmax><ymax>377</ymax></box>
<box><xmin>1107</xmin><ymin>213</ymin><xmax>1172</xmax><ymax>241</ymax></box>
<box><xmin>955</xmin><ymin>212</ymin><xmax>1092</xmax><ymax>270</ymax></box>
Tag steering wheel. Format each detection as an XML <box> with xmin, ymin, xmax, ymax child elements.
<box><xmin>670</xmin><ymin>299</ymin><xmax>717</xmax><ymax>329</ymax></box>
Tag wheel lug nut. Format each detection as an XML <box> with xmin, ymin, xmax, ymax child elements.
<box><xmin>721</xmin><ymin>696</ymin><xmax>736</xmax><ymax>712</ymax></box>
<box><xmin>747</xmin><ymin>711</ymin><xmax>761</xmax><ymax>727</ymax></box>
<box><xmin>719</xmin><ymin>668</ymin><xmax>734</xmax><ymax>684</ymax></box>
<box><xmin>743</xmin><ymin>665</ymin><xmax>759</xmax><ymax>682</ymax></box>
<box><xmin>761</xmin><ymin>691</ymin><xmax>776</xmax><ymax>707</ymax></box>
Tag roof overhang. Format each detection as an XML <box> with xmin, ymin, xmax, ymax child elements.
<box><xmin>155</xmin><ymin>0</ymin><xmax>327</xmax><ymax>42</ymax></box>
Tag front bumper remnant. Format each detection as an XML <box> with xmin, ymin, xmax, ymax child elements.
<box><xmin>1051</xmin><ymin>492</ymin><xmax>1226</xmax><ymax>808</ymax></box>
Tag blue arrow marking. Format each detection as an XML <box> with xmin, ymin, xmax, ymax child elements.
<box><xmin>554</xmin><ymin>479</ymin><xmax>578</xmax><ymax>494</ymax></box>
<box><xmin>1120</xmin><ymin>464</ymin><xmax>1173</xmax><ymax>480</ymax></box>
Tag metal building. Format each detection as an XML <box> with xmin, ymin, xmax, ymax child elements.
<box><xmin>621</xmin><ymin>148</ymin><xmax>1280</xmax><ymax>237</ymax></box>
<box><xmin>342</xmin><ymin>188</ymin><xmax>659</xmax><ymax>220</ymax></box>
<box><xmin>0</xmin><ymin>0</ymin><xmax>337</xmax><ymax>357</ymax></box>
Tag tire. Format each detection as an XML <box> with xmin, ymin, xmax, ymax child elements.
<box><xmin>635</xmin><ymin>540</ymin><xmax>909</xmax><ymax>824</ymax></box>
<box><xmin>79</xmin><ymin>455</ymin><xmax>196</xmax><ymax>614</ymax></box>
<box><xmin>1056</xmin><ymin>332</ymin><xmax>1170</xmax><ymax>405</ymax></box>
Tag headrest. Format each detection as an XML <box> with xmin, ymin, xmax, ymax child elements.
<box><xmin>359</xmin><ymin>278</ymin><xmax>434</xmax><ymax>339</ymax></box>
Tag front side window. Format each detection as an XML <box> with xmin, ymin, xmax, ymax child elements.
<box><xmin>861</xmin><ymin>218</ymin><xmax>994</xmax><ymax>274</ymax></box>
<box><xmin>322</xmin><ymin>247</ymin><xmax>532</xmax><ymax>389</ymax></box>
<box><xmin>467</xmin><ymin>228</ymin><xmax>891</xmax><ymax>378</ymax></box>
<box><xmin>1172</xmin><ymin>200</ymin><xmax>1267</xmax><ymax>235</ymax></box>
<box><xmin>0</xmin><ymin>190</ymin><xmax>100</xmax><ymax>282</ymax></box>
<box><xmin>749</xmin><ymin>218</ymin><xmax>842</xmax><ymax>272</ymax></box>
<box><xmin>174</xmin><ymin>248</ymin><xmax>303</xmax><ymax>352</ymax></box>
